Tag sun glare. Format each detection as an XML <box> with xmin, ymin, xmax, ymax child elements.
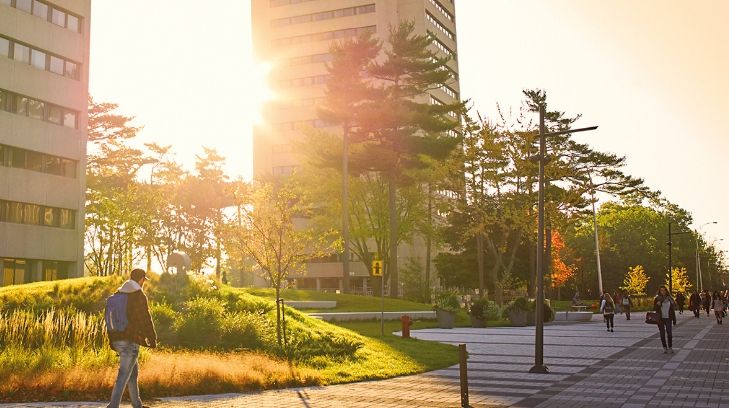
<box><xmin>249</xmin><ymin>61</ymin><xmax>277</xmax><ymax>126</ymax></box>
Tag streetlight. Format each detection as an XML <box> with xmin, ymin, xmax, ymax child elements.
<box><xmin>530</xmin><ymin>104</ymin><xmax>597</xmax><ymax>374</ymax></box>
<box><xmin>694</xmin><ymin>221</ymin><xmax>717</xmax><ymax>291</ymax></box>
<box><xmin>588</xmin><ymin>172</ymin><xmax>603</xmax><ymax>295</ymax></box>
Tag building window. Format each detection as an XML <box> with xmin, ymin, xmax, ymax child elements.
<box><xmin>66</xmin><ymin>13</ymin><xmax>79</xmax><ymax>32</ymax></box>
<box><xmin>0</xmin><ymin>199</ymin><xmax>75</xmax><ymax>229</ymax></box>
<box><xmin>30</xmin><ymin>49</ymin><xmax>46</xmax><ymax>70</ymax></box>
<box><xmin>16</xmin><ymin>0</ymin><xmax>31</xmax><ymax>13</ymax></box>
<box><xmin>32</xmin><ymin>0</ymin><xmax>48</xmax><ymax>18</ymax></box>
<box><xmin>0</xmin><ymin>88</ymin><xmax>79</xmax><ymax>129</ymax></box>
<box><xmin>0</xmin><ymin>37</ymin><xmax>9</xmax><ymax>58</ymax></box>
<box><xmin>272</xmin><ymin>26</ymin><xmax>376</xmax><ymax>47</ymax></box>
<box><xmin>0</xmin><ymin>143</ymin><xmax>78</xmax><ymax>178</ymax></box>
<box><xmin>13</xmin><ymin>43</ymin><xmax>30</xmax><ymax>64</ymax></box>
<box><xmin>271</xmin><ymin>4</ymin><xmax>375</xmax><ymax>27</ymax></box>
<box><xmin>1</xmin><ymin>35</ymin><xmax>82</xmax><ymax>80</ymax></box>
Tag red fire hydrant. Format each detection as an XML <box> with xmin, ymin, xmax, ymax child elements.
<box><xmin>401</xmin><ymin>315</ymin><xmax>412</xmax><ymax>338</ymax></box>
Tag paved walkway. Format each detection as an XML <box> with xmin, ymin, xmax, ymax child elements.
<box><xmin>3</xmin><ymin>310</ymin><xmax>728</xmax><ymax>408</ymax></box>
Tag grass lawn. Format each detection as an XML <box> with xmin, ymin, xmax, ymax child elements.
<box><xmin>550</xmin><ymin>299</ymin><xmax>600</xmax><ymax>312</ymax></box>
<box><xmin>0</xmin><ymin>277</ymin><xmax>464</xmax><ymax>402</ymax></box>
<box><xmin>240</xmin><ymin>287</ymin><xmax>435</xmax><ymax>313</ymax></box>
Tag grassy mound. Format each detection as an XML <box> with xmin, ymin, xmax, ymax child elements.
<box><xmin>0</xmin><ymin>276</ymin><xmax>458</xmax><ymax>403</ymax></box>
<box><xmin>242</xmin><ymin>287</ymin><xmax>435</xmax><ymax>312</ymax></box>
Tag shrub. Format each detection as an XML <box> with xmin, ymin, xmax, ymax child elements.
<box><xmin>150</xmin><ymin>303</ymin><xmax>177</xmax><ymax>346</ymax></box>
<box><xmin>432</xmin><ymin>289</ymin><xmax>460</xmax><ymax>313</ymax></box>
<box><xmin>483</xmin><ymin>301</ymin><xmax>501</xmax><ymax>321</ymax></box>
<box><xmin>468</xmin><ymin>297</ymin><xmax>488</xmax><ymax>319</ymax></box>
<box><xmin>174</xmin><ymin>297</ymin><xmax>226</xmax><ymax>348</ymax></box>
<box><xmin>221</xmin><ymin>312</ymin><xmax>275</xmax><ymax>350</ymax></box>
<box><xmin>502</xmin><ymin>297</ymin><xmax>531</xmax><ymax>318</ymax></box>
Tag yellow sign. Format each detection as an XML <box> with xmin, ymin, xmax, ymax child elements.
<box><xmin>371</xmin><ymin>260</ymin><xmax>383</xmax><ymax>277</ymax></box>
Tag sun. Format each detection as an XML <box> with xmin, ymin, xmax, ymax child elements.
<box><xmin>248</xmin><ymin>61</ymin><xmax>277</xmax><ymax>126</ymax></box>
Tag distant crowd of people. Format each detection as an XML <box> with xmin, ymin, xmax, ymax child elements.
<box><xmin>573</xmin><ymin>286</ymin><xmax>728</xmax><ymax>355</ymax></box>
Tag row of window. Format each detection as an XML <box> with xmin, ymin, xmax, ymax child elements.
<box><xmin>288</xmin><ymin>52</ymin><xmax>332</xmax><ymax>66</ymax></box>
<box><xmin>439</xmin><ymin>84</ymin><xmax>457</xmax><ymax>99</ymax></box>
<box><xmin>430</xmin><ymin>95</ymin><xmax>457</xmax><ymax>118</ymax></box>
<box><xmin>0</xmin><ymin>35</ymin><xmax>80</xmax><ymax>80</ymax></box>
<box><xmin>270</xmin><ymin>0</ymin><xmax>317</xmax><ymax>7</ymax></box>
<box><xmin>1</xmin><ymin>0</ymin><xmax>82</xmax><ymax>33</ymax></box>
<box><xmin>272</xmin><ymin>165</ymin><xmax>298</xmax><ymax>177</ymax></box>
<box><xmin>0</xmin><ymin>89</ymin><xmax>78</xmax><ymax>129</ymax></box>
<box><xmin>426</xmin><ymin>11</ymin><xmax>454</xmax><ymax>40</ymax></box>
<box><xmin>272</xmin><ymin>25</ymin><xmax>376</xmax><ymax>47</ymax></box>
<box><xmin>278</xmin><ymin>74</ymin><xmax>330</xmax><ymax>88</ymax></box>
<box><xmin>0</xmin><ymin>199</ymin><xmax>76</xmax><ymax>229</ymax></box>
<box><xmin>2</xmin><ymin>258</ymin><xmax>69</xmax><ymax>286</ymax></box>
<box><xmin>0</xmin><ymin>144</ymin><xmax>77</xmax><ymax>178</ymax></box>
<box><xmin>271</xmin><ymin>4</ymin><xmax>375</xmax><ymax>27</ymax></box>
<box><xmin>276</xmin><ymin>119</ymin><xmax>328</xmax><ymax>131</ymax></box>
<box><xmin>429</xmin><ymin>32</ymin><xmax>454</xmax><ymax>57</ymax></box>
<box><xmin>428</xmin><ymin>0</ymin><xmax>454</xmax><ymax>23</ymax></box>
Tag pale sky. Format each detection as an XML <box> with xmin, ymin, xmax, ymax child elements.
<box><xmin>89</xmin><ymin>1</ymin><xmax>729</xmax><ymax>253</ymax></box>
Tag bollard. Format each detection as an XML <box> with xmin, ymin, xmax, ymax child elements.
<box><xmin>400</xmin><ymin>315</ymin><xmax>411</xmax><ymax>338</ymax></box>
<box><xmin>459</xmin><ymin>343</ymin><xmax>469</xmax><ymax>407</ymax></box>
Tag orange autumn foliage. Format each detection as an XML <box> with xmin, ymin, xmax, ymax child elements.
<box><xmin>551</xmin><ymin>231</ymin><xmax>575</xmax><ymax>288</ymax></box>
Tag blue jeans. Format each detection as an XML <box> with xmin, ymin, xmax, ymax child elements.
<box><xmin>657</xmin><ymin>318</ymin><xmax>673</xmax><ymax>348</ymax></box>
<box><xmin>108</xmin><ymin>340</ymin><xmax>143</xmax><ymax>408</ymax></box>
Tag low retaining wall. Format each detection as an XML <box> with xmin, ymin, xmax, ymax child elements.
<box><xmin>285</xmin><ymin>301</ymin><xmax>337</xmax><ymax>309</ymax></box>
<box><xmin>553</xmin><ymin>311</ymin><xmax>594</xmax><ymax>322</ymax></box>
<box><xmin>309</xmin><ymin>311</ymin><xmax>436</xmax><ymax>322</ymax></box>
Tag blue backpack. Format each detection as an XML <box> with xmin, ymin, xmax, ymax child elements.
<box><xmin>105</xmin><ymin>293</ymin><xmax>129</xmax><ymax>333</ymax></box>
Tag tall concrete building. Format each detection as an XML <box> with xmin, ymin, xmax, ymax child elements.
<box><xmin>0</xmin><ymin>0</ymin><xmax>90</xmax><ymax>286</ymax></box>
<box><xmin>251</xmin><ymin>0</ymin><xmax>459</xmax><ymax>292</ymax></box>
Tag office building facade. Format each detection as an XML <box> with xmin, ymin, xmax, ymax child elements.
<box><xmin>251</xmin><ymin>0</ymin><xmax>459</xmax><ymax>292</ymax></box>
<box><xmin>0</xmin><ymin>0</ymin><xmax>90</xmax><ymax>285</ymax></box>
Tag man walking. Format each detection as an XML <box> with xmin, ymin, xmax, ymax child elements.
<box><xmin>106</xmin><ymin>268</ymin><xmax>157</xmax><ymax>408</ymax></box>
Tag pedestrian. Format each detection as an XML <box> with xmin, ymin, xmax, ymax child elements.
<box><xmin>675</xmin><ymin>292</ymin><xmax>686</xmax><ymax>314</ymax></box>
<box><xmin>689</xmin><ymin>291</ymin><xmax>701</xmax><ymax>318</ymax></box>
<box><xmin>601</xmin><ymin>292</ymin><xmax>616</xmax><ymax>332</ymax></box>
<box><xmin>614</xmin><ymin>291</ymin><xmax>623</xmax><ymax>315</ymax></box>
<box><xmin>703</xmin><ymin>290</ymin><xmax>712</xmax><ymax>316</ymax></box>
<box><xmin>653</xmin><ymin>286</ymin><xmax>677</xmax><ymax>354</ymax></box>
<box><xmin>106</xmin><ymin>268</ymin><xmax>157</xmax><ymax>408</ymax></box>
<box><xmin>621</xmin><ymin>291</ymin><xmax>633</xmax><ymax>320</ymax></box>
<box><xmin>713</xmin><ymin>291</ymin><xmax>724</xmax><ymax>325</ymax></box>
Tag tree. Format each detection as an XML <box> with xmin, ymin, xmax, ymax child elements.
<box><xmin>622</xmin><ymin>265</ymin><xmax>650</xmax><ymax>295</ymax></box>
<box><xmin>550</xmin><ymin>230</ymin><xmax>575</xmax><ymax>299</ymax></box>
<box><xmin>223</xmin><ymin>178</ymin><xmax>340</xmax><ymax>345</ymax></box>
<box><xmin>666</xmin><ymin>267</ymin><xmax>693</xmax><ymax>295</ymax></box>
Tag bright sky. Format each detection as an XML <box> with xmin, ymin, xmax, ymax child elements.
<box><xmin>89</xmin><ymin>1</ymin><xmax>729</xmax><ymax>253</ymax></box>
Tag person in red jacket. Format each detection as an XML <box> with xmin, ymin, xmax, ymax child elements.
<box><xmin>107</xmin><ymin>269</ymin><xmax>157</xmax><ymax>408</ymax></box>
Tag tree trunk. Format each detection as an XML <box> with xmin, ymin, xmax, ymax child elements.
<box><xmin>388</xmin><ymin>178</ymin><xmax>399</xmax><ymax>297</ymax></box>
<box><xmin>275</xmin><ymin>284</ymin><xmax>281</xmax><ymax>346</ymax></box>
<box><xmin>476</xmin><ymin>233</ymin><xmax>485</xmax><ymax>298</ymax></box>
<box><xmin>424</xmin><ymin>184</ymin><xmax>432</xmax><ymax>300</ymax></box>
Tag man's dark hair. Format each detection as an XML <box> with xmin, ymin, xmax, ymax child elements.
<box><xmin>130</xmin><ymin>268</ymin><xmax>147</xmax><ymax>282</ymax></box>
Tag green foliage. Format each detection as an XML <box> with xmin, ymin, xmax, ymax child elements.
<box><xmin>468</xmin><ymin>297</ymin><xmax>488</xmax><ymax>319</ymax></box>
<box><xmin>483</xmin><ymin>301</ymin><xmax>502</xmax><ymax>321</ymax></box>
<box><xmin>432</xmin><ymin>288</ymin><xmax>460</xmax><ymax>313</ymax></box>
<box><xmin>502</xmin><ymin>297</ymin><xmax>531</xmax><ymax>317</ymax></box>
<box><xmin>173</xmin><ymin>297</ymin><xmax>226</xmax><ymax>348</ymax></box>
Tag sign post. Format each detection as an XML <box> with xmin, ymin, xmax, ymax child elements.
<box><xmin>372</xmin><ymin>260</ymin><xmax>384</xmax><ymax>336</ymax></box>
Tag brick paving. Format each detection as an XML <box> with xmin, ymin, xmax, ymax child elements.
<box><xmin>3</xmin><ymin>310</ymin><xmax>728</xmax><ymax>407</ymax></box>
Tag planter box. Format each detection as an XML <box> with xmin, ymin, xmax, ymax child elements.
<box><xmin>508</xmin><ymin>309</ymin><xmax>528</xmax><ymax>327</ymax></box>
<box><xmin>436</xmin><ymin>309</ymin><xmax>456</xmax><ymax>329</ymax></box>
<box><xmin>469</xmin><ymin>315</ymin><xmax>486</xmax><ymax>328</ymax></box>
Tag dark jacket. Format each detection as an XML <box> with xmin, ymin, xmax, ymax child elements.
<box><xmin>108</xmin><ymin>280</ymin><xmax>157</xmax><ymax>348</ymax></box>
<box><xmin>689</xmin><ymin>292</ymin><xmax>701</xmax><ymax>308</ymax></box>
<box><xmin>675</xmin><ymin>293</ymin><xmax>685</xmax><ymax>306</ymax></box>
<box><xmin>653</xmin><ymin>295</ymin><xmax>677</xmax><ymax>325</ymax></box>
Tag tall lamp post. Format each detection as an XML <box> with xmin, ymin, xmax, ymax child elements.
<box><xmin>695</xmin><ymin>221</ymin><xmax>717</xmax><ymax>292</ymax></box>
<box><xmin>588</xmin><ymin>172</ymin><xmax>603</xmax><ymax>294</ymax></box>
<box><xmin>530</xmin><ymin>104</ymin><xmax>597</xmax><ymax>374</ymax></box>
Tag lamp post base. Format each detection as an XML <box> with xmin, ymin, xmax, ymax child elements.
<box><xmin>529</xmin><ymin>365</ymin><xmax>550</xmax><ymax>374</ymax></box>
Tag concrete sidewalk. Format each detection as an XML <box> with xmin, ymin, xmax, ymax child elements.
<box><xmin>3</xmin><ymin>311</ymin><xmax>726</xmax><ymax>408</ymax></box>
